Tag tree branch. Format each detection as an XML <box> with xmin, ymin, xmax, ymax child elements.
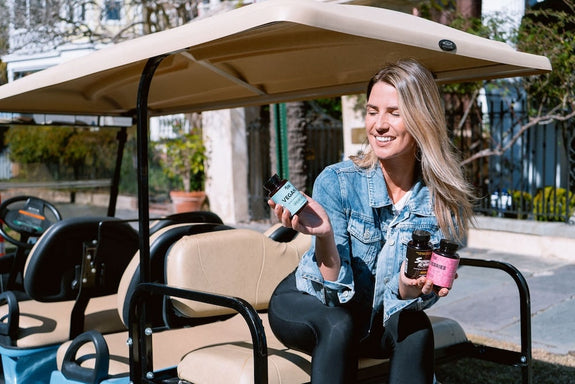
<box><xmin>461</xmin><ymin>102</ymin><xmax>575</xmax><ymax>165</ymax></box>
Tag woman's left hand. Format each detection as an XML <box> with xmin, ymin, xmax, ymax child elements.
<box><xmin>399</xmin><ymin>261</ymin><xmax>454</xmax><ymax>299</ymax></box>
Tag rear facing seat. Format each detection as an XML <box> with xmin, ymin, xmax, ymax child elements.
<box><xmin>0</xmin><ymin>218</ymin><xmax>139</xmax><ymax>347</ymax></box>
<box><xmin>51</xmin><ymin>222</ymin><xmax>235</xmax><ymax>382</ymax></box>
<box><xmin>0</xmin><ymin>217</ymin><xmax>139</xmax><ymax>382</ymax></box>
<box><xmin>53</xmin><ymin>225</ymin><xmax>468</xmax><ymax>383</ymax></box>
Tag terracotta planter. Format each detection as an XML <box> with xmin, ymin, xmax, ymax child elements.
<box><xmin>169</xmin><ymin>191</ymin><xmax>206</xmax><ymax>213</ymax></box>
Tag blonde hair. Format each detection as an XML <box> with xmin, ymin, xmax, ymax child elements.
<box><xmin>352</xmin><ymin>59</ymin><xmax>474</xmax><ymax>242</ymax></box>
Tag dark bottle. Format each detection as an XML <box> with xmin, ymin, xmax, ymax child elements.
<box><xmin>263</xmin><ymin>174</ymin><xmax>308</xmax><ymax>217</ymax></box>
<box><xmin>426</xmin><ymin>239</ymin><xmax>460</xmax><ymax>289</ymax></box>
<box><xmin>404</xmin><ymin>230</ymin><xmax>433</xmax><ymax>279</ymax></box>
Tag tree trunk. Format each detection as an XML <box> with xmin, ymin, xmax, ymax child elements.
<box><xmin>285</xmin><ymin>102</ymin><xmax>309</xmax><ymax>192</ymax></box>
<box><xmin>457</xmin><ymin>0</ymin><xmax>481</xmax><ymax>19</ymax></box>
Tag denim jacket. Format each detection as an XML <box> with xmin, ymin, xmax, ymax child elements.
<box><xmin>295</xmin><ymin>160</ymin><xmax>442</xmax><ymax>326</ymax></box>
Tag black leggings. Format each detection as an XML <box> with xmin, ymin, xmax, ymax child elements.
<box><xmin>268</xmin><ymin>272</ymin><xmax>435</xmax><ymax>384</ymax></box>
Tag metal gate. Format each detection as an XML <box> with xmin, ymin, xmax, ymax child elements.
<box><xmin>451</xmin><ymin>95</ymin><xmax>575</xmax><ymax>223</ymax></box>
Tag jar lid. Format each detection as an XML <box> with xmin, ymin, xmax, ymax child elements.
<box><xmin>412</xmin><ymin>229</ymin><xmax>431</xmax><ymax>242</ymax></box>
<box><xmin>263</xmin><ymin>173</ymin><xmax>282</xmax><ymax>194</ymax></box>
<box><xmin>439</xmin><ymin>239</ymin><xmax>459</xmax><ymax>253</ymax></box>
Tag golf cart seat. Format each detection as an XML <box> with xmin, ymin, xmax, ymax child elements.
<box><xmin>53</xmin><ymin>224</ymin><xmax>533</xmax><ymax>383</ymax></box>
<box><xmin>52</xmin><ymin>220</ymin><xmax>231</xmax><ymax>383</ymax></box>
<box><xmin>49</xmin><ymin>224</ymin><xmax>308</xmax><ymax>383</ymax></box>
<box><xmin>130</xmin><ymin>227</ymin><xmax>531</xmax><ymax>384</ymax></box>
<box><xmin>50</xmin><ymin>226</ymin><xmax>467</xmax><ymax>384</ymax></box>
<box><xmin>118</xmin><ymin>221</ymin><xmax>234</xmax><ymax>329</ymax></box>
<box><xmin>0</xmin><ymin>217</ymin><xmax>139</xmax><ymax>382</ymax></box>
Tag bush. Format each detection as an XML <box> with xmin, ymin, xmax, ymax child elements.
<box><xmin>532</xmin><ymin>186</ymin><xmax>575</xmax><ymax>222</ymax></box>
<box><xmin>506</xmin><ymin>190</ymin><xmax>533</xmax><ymax>219</ymax></box>
<box><xmin>159</xmin><ymin>127</ymin><xmax>206</xmax><ymax>193</ymax></box>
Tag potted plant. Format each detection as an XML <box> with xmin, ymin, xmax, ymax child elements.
<box><xmin>160</xmin><ymin>124</ymin><xmax>207</xmax><ymax>213</ymax></box>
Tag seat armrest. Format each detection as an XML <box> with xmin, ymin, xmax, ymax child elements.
<box><xmin>128</xmin><ymin>283</ymin><xmax>268</xmax><ymax>384</ymax></box>
<box><xmin>0</xmin><ymin>291</ymin><xmax>20</xmax><ymax>345</ymax></box>
<box><xmin>459</xmin><ymin>257</ymin><xmax>532</xmax><ymax>382</ymax></box>
<box><xmin>61</xmin><ymin>330</ymin><xmax>110</xmax><ymax>384</ymax></box>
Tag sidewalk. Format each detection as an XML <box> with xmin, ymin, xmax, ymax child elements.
<box><xmin>56</xmin><ymin>203</ymin><xmax>575</xmax><ymax>358</ymax></box>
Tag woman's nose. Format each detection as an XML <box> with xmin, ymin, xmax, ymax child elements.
<box><xmin>375</xmin><ymin>114</ymin><xmax>390</xmax><ymax>130</ymax></box>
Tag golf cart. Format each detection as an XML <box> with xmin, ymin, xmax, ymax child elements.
<box><xmin>0</xmin><ymin>0</ymin><xmax>551</xmax><ymax>383</ymax></box>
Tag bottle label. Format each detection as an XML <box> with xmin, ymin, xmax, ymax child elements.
<box><xmin>404</xmin><ymin>248</ymin><xmax>432</xmax><ymax>278</ymax></box>
<box><xmin>426</xmin><ymin>252</ymin><xmax>459</xmax><ymax>289</ymax></box>
<box><xmin>271</xmin><ymin>181</ymin><xmax>307</xmax><ymax>216</ymax></box>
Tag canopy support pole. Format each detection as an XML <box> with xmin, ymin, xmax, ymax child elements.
<box><xmin>130</xmin><ymin>54</ymin><xmax>169</xmax><ymax>383</ymax></box>
<box><xmin>107</xmin><ymin>126</ymin><xmax>128</xmax><ymax>217</ymax></box>
<box><xmin>135</xmin><ymin>54</ymin><xmax>168</xmax><ymax>284</ymax></box>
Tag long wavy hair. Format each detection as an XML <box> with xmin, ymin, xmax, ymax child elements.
<box><xmin>352</xmin><ymin>59</ymin><xmax>474</xmax><ymax>242</ymax></box>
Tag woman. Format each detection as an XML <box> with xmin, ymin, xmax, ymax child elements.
<box><xmin>267</xmin><ymin>59</ymin><xmax>474</xmax><ymax>383</ymax></box>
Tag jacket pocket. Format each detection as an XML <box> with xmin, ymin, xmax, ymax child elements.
<box><xmin>348</xmin><ymin>213</ymin><xmax>382</xmax><ymax>267</ymax></box>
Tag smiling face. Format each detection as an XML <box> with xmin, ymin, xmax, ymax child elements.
<box><xmin>365</xmin><ymin>82</ymin><xmax>417</xmax><ymax>168</ymax></box>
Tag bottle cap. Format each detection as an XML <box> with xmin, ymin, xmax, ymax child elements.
<box><xmin>439</xmin><ymin>239</ymin><xmax>459</xmax><ymax>253</ymax></box>
<box><xmin>263</xmin><ymin>173</ymin><xmax>282</xmax><ymax>194</ymax></box>
<box><xmin>412</xmin><ymin>229</ymin><xmax>431</xmax><ymax>242</ymax></box>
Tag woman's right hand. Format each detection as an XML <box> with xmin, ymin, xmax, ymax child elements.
<box><xmin>268</xmin><ymin>193</ymin><xmax>332</xmax><ymax>238</ymax></box>
<box><xmin>270</xmin><ymin>193</ymin><xmax>341</xmax><ymax>281</ymax></box>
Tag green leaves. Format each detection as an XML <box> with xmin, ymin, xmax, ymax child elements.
<box><xmin>518</xmin><ymin>3</ymin><xmax>575</xmax><ymax>112</ymax></box>
<box><xmin>5</xmin><ymin>125</ymin><xmax>117</xmax><ymax>180</ymax></box>
<box><xmin>160</xmin><ymin>127</ymin><xmax>206</xmax><ymax>192</ymax></box>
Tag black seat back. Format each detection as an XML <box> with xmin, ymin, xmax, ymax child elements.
<box><xmin>24</xmin><ymin>217</ymin><xmax>139</xmax><ymax>302</ymax></box>
<box><xmin>149</xmin><ymin>211</ymin><xmax>223</xmax><ymax>234</ymax></box>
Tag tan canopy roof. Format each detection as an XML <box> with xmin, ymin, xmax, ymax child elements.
<box><xmin>0</xmin><ymin>0</ymin><xmax>551</xmax><ymax>117</ymax></box>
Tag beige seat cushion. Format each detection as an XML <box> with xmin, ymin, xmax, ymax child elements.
<box><xmin>0</xmin><ymin>294</ymin><xmax>124</xmax><ymax>349</ymax></box>
<box><xmin>56</xmin><ymin>311</ymin><xmax>467</xmax><ymax>382</ymax></box>
<box><xmin>178</xmin><ymin>314</ymin><xmax>310</xmax><ymax>384</ymax></box>
<box><xmin>167</xmin><ymin>229</ymin><xmax>309</xmax><ymax>318</ymax></box>
<box><xmin>430</xmin><ymin>315</ymin><xmax>468</xmax><ymax>349</ymax></box>
<box><xmin>176</xmin><ymin>314</ymin><xmax>468</xmax><ymax>384</ymax></box>
<box><xmin>56</xmin><ymin>313</ymin><xmax>267</xmax><ymax>376</ymax></box>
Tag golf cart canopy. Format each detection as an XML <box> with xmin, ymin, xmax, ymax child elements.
<box><xmin>0</xmin><ymin>0</ymin><xmax>551</xmax><ymax>118</ymax></box>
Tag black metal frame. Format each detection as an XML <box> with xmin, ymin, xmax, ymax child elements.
<box><xmin>128</xmin><ymin>282</ymin><xmax>268</xmax><ymax>384</ymax></box>
<box><xmin>135</xmin><ymin>55</ymin><xmax>169</xmax><ymax>288</ymax></box>
<box><xmin>127</xmin><ymin>257</ymin><xmax>532</xmax><ymax>384</ymax></box>
<box><xmin>458</xmin><ymin>257</ymin><xmax>532</xmax><ymax>384</ymax></box>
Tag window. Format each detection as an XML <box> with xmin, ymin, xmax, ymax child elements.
<box><xmin>65</xmin><ymin>1</ymin><xmax>86</xmax><ymax>23</ymax></box>
<box><xmin>104</xmin><ymin>0</ymin><xmax>121</xmax><ymax>21</ymax></box>
<box><xmin>11</xmin><ymin>0</ymin><xmax>48</xmax><ymax>28</ymax></box>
